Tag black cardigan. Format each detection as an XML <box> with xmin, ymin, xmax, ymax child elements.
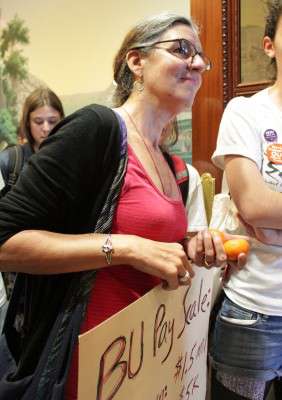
<box><xmin>0</xmin><ymin>104</ymin><xmax>127</xmax><ymax>385</ymax></box>
<box><xmin>0</xmin><ymin>104</ymin><xmax>126</xmax><ymax>243</ymax></box>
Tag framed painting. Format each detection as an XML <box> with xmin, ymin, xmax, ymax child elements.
<box><xmin>223</xmin><ymin>0</ymin><xmax>272</xmax><ymax>104</ymax></box>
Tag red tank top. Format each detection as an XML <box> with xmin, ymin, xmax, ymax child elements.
<box><xmin>65</xmin><ymin>145</ymin><xmax>187</xmax><ymax>399</ymax></box>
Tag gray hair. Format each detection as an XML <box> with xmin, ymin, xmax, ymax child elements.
<box><xmin>113</xmin><ymin>12</ymin><xmax>197</xmax><ymax>106</ymax></box>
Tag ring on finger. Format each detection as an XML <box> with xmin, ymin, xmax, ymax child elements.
<box><xmin>204</xmin><ymin>257</ymin><xmax>214</xmax><ymax>268</ymax></box>
<box><xmin>178</xmin><ymin>271</ymin><xmax>190</xmax><ymax>284</ymax></box>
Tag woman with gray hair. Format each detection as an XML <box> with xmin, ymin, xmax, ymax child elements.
<box><xmin>0</xmin><ymin>12</ymin><xmax>246</xmax><ymax>399</ymax></box>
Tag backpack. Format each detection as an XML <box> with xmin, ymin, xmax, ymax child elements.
<box><xmin>0</xmin><ymin>144</ymin><xmax>25</xmax><ymax>197</ymax></box>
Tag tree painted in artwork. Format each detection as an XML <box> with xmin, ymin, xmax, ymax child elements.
<box><xmin>1</xmin><ymin>15</ymin><xmax>29</xmax><ymax>85</ymax></box>
<box><xmin>0</xmin><ymin>14</ymin><xmax>29</xmax><ymax>145</ymax></box>
<box><xmin>0</xmin><ymin>108</ymin><xmax>17</xmax><ymax>145</ymax></box>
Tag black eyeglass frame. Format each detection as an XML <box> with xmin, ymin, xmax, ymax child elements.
<box><xmin>131</xmin><ymin>38</ymin><xmax>212</xmax><ymax>71</ymax></box>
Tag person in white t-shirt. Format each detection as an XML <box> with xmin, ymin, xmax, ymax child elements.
<box><xmin>210</xmin><ymin>2</ymin><xmax>282</xmax><ymax>399</ymax></box>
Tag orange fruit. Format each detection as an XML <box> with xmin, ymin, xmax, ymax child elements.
<box><xmin>223</xmin><ymin>239</ymin><xmax>250</xmax><ymax>261</ymax></box>
<box><xmin>209</xmin><ymin>229</ymin><xmax>226</xmax><ymax>243</ymax></box>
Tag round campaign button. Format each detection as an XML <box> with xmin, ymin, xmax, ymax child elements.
<box><xmin>264</xmin><ymin>129</ymin><xmax>278</xmax><ymax>143</ymax></box>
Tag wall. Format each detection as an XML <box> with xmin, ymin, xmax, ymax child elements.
<box><xmin>0</xmin><ymin>0</ymin><xmax>189</xmax><ymax>113</ymax></box>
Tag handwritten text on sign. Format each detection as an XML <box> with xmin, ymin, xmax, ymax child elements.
<box><xmin>78</xmin><ymin>268</ymin><xmax>212</xmax><ymax>400</ymax></box>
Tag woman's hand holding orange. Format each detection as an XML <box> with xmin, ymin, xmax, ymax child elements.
<box><xmin>187</xmin><ymin>229</ymin><xmax>250</xmax><ymax>270</ymax></box>
<box><xmin>220</xmin><ymin>231</ymin><xmax>250</xmax><ymax>269</ymax></box>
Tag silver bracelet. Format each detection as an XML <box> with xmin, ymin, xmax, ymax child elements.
<box><xmin>102</xmin><ymin>234</ymin><xmax>114</xmax><ymax>265</ymax></box>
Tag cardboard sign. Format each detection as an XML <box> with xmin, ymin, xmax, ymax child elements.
<box><xmin>78</xmin><ymin>268</ymin><xmax>212</xmax><ymax>400</ymax></box>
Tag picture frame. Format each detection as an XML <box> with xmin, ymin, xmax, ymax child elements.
<box><xmin>222</xmin><ymin>0</ymin><xmax>272</xmax><ymax>105</ymax></box>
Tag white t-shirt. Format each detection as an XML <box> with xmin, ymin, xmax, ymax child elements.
<box><xmin>186</xmin><ymin>164</ymin><xmax>208</xmax><ymax>232</ymax></box>
<box><xmin>212</xmin><ymin>88</ymin><xmax>282</xmax><ymax>315</ymax></box>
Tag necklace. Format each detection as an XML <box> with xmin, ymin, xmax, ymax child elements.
<box><xmin>122</xmin><ymin>107</ymin><xmax>166</xmax><ymax>194</ymax></box>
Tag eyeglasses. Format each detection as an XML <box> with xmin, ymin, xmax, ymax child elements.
<box><xmin>131</xmin><ymin>38</ymin><xmax>212</xmax><ymax>72</ymax></box>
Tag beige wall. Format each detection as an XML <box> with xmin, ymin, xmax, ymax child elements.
<box><xmin>241</xmin><ymin>0</ymin><xmax>266</xmax><ymax>26</ymax></box>
<box><xmin>1</xmin><ymin>0</ymin><xmax>190</xmax><ymax>96</ymax></box>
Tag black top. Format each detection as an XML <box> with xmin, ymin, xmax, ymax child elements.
<box><xmin>0</xmin><ymin>104</ymin><xmax>125</xmax><ymax>244</ymax></box>
<box><xmin>0</xmin><ymin>104</ymin><xmax>127</xmax><ymax>381</ymax></box>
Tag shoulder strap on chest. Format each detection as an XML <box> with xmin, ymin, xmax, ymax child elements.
<box><xmin>7</xmin><ymin>144</ymin><xmax>25</xmax><ymax>188</ymax></box>
<box><xmin>164</xmin><ymin>153</ymin><xmax>189</xmax><ymax>204</ymax></box>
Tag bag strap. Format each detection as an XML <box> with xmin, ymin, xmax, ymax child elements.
<box><xmin>7</xmin><ymin>145</ymin><xmax>25</xmax><ymax>189</ymax></box>
<box><xmin>221</xmin><ymin>171</ymin><xmax>229</xmax><ymax>194</ymax></box>
<box><xmin>165</xmin><ymin>153</ymin><xmax>189</xmax><ymax>204</ymax></box>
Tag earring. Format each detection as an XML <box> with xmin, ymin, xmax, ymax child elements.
<box><xmin>133</xmin><ymin>77</ymin><xmax>144</xmax><ymax>92</ymax></box>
